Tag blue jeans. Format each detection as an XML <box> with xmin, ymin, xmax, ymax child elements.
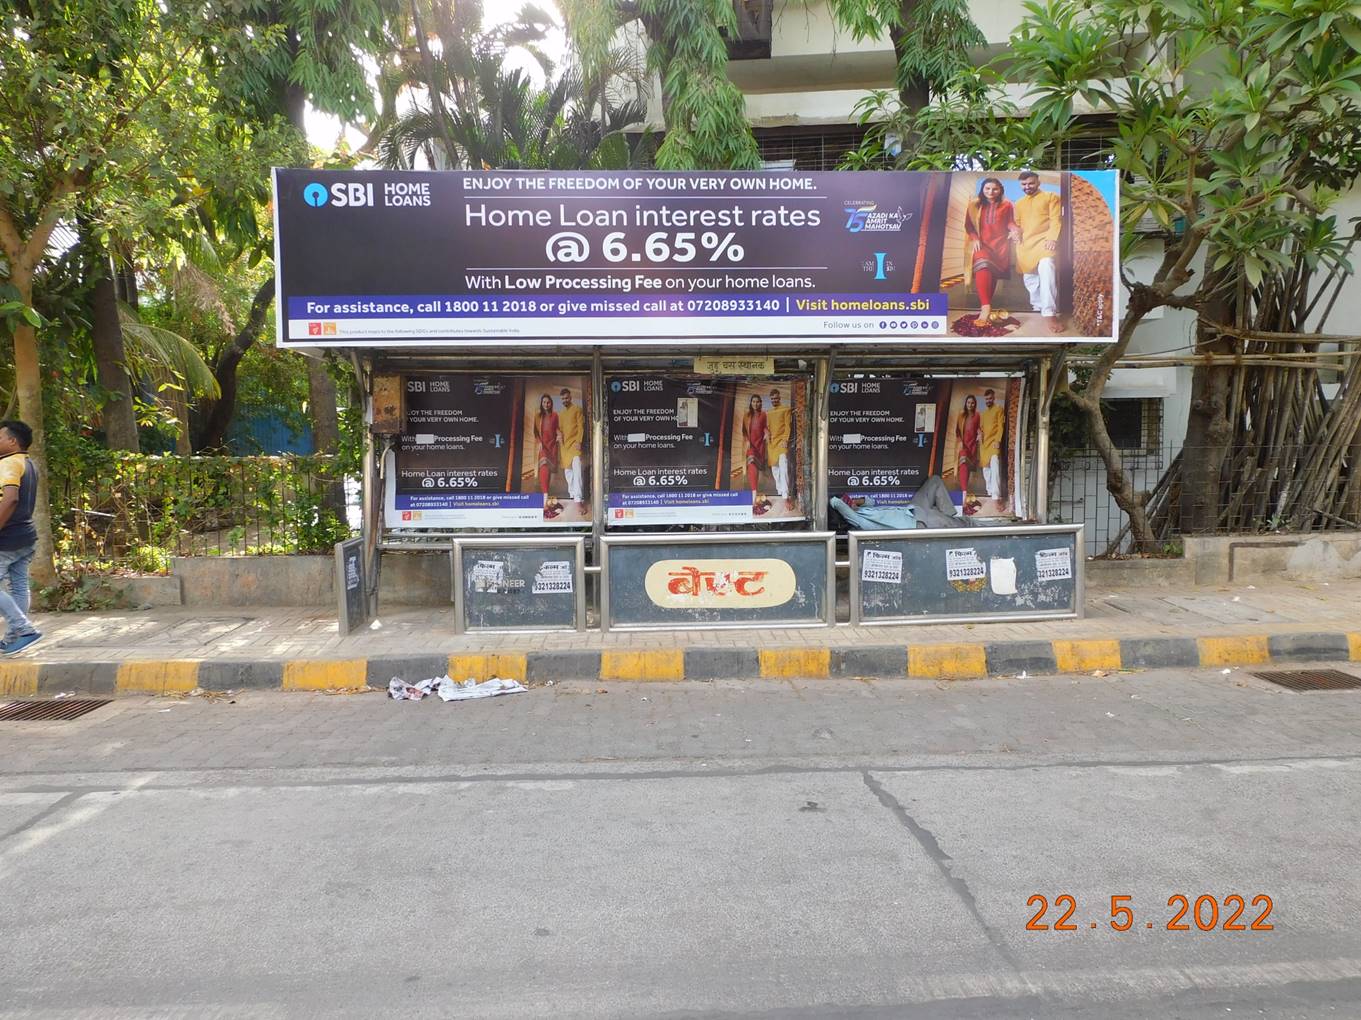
<box><xmin>0</xmin><ymin>545</ymin><xmax>37</xmax><ymax>636</ymax></box>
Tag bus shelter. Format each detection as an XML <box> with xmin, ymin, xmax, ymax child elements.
<box><xmin>272</xmin><ymin>168</ymin><xmax>1117</xmax><ymax>632</ymax></box>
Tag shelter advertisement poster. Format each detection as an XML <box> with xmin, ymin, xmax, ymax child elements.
<box><xmin>606</xmin><ymin>375</ymin><xmax>808</xmax><ymax>525</ymax></box>
<box><xmin>829</xmin><ymin>375</ymin><xmax>1026</xmax><ymax>518</ymax></box>
<box><xmin>384</xmin><ymin>373</ymin><xmax>591</xmax><ymax>528</ymax></box>
<box><xmin>272</xmin><ymin>168</ymin><xmax>1118</xmax><ymax>346</ymax></box>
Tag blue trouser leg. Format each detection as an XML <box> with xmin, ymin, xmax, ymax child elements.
<box><xmin>0</xmin><ymin>546</ymin><xmax>36</xmax><ymax>635</ymax></box>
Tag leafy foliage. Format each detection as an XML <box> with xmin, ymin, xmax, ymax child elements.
<box><xmin>846</xmin><ymin>0</ymin><xmax>1361</xmax><ymax>549</ymax></box>
<box><xmin>54</xmin><ymin>452</ymin><xmax>354</xmax><ymax>572</ymax></box>
<box><xmin>562</xmin><ymin>0</ymin><xmax>761</xmax><ymax>169</ymax></box>
<box><xmin>829</xmin><ymin>0</ymin><xmax>986</xmax><ymax>104</ymax></box>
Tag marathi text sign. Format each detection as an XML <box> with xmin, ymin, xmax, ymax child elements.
<box><xmin>602</xmin><ymin>533</ymin><xmax>834</xmax><ymax>630</ymax></box>
<box><xmin>272</xmin><ymin>168</ymin><xmax>1118</xmax><ymax>346</ymax></box>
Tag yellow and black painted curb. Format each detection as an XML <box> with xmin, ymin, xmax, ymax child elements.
<box><xmin>0</xmin><ymin>632</ymin><xmax>1358</xmax><ymax>695</ymax></box>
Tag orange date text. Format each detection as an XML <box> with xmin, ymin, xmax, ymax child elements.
<box><xmin>1025</xmin><ymin>894</ymin><xmax>1274</xmax><ymax>933</ymax></box>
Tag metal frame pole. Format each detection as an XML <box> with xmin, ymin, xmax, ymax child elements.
<box><xmin>1034</xmin><ymin>357</ymin><xmax>1049</xmax><ymax>523</ymax></box>
<box><xmin>813</xmin><ymin>349</ymin><xmax>832</xmax><ymax>530</ymax></box>
<box><xmin>590</xmin><ymin>347</ymin><xmax>605</xmax><ymax>568</ymax></box>
<box><xmin>349</xmin><ymin>351</ymin><xmax>381</xmax><ymax>616</ymax></box>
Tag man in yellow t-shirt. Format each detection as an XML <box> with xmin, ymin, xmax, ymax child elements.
<box><xmin>979</xmin><ymin>388</ymin><xmax>1006</xmax><ymax>501</ymax></box>
<box><xmin>1013</xmin><ymin>171</ymin><xmax>1064</xmax><ymax>333</ymax></box>
<box><xmin>0</xmin><ymin>419</ymin><xmax>41</xmax><ymax>654</ymax></box>
<box><xmin>765</xmin><ymin>388</ymin><xmax>794</xmax><ymax>509</ymax></box>
<box><xmin>557</xmin><ymin>388</ymin><xmax>586</xmax><ymax>508</ymax></box>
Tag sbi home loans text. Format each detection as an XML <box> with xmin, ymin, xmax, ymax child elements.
<box><xmin>274</xmin><ymin>169</ymin><xmax>955</xmax><ymax>345</ymax></box>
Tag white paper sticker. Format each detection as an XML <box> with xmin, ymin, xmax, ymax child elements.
<box><xmin>842</xmin><ymin>433</ymin><xmax>863</xmax><ymax>445</ymax></box>
<box><xmin>415</xmin><ymin>433</ymin><xmax>436</xmax><ymax>445</ymax></box>
<box><xmin>1035</xmin><ymin>547</ymin><xmax>1073</xmax><ymax>581</ymax></box>
<box><xmin>626</xmin><ymin>432</ymin><xmax>647</xmax><ymax>443</ymax></box>
<box><xmin>532</xmin><ymin>560</ymin><xmax>574</xmax><ymax>595</ymax></box>
<box><xmin>470</xmin><ymin>559</ymin><xmax>506</xmax><ymax>592</ymax></box>
<box><xmin>989</xmin><ymin>557</ymin><xmax>1017</xmax><ymax>595</ymax></box>
<box><xmin>677</xmin><ymin>397</ymin><xmax>699</xmax><ymax>427</ymax></box>
<box><xmin>946</xmin><ymin>547</ymin><xmax>986</xmax><ymax>582</ymax></box>
<box><xmin>861</xmin><ymin>548</ymin><xmax>903</xmax><ymax>585</ymax></box>
<box><xmin>914</xmin><ymin>404</ymin><xmax>936</xmax><ymax>433</ymax></box>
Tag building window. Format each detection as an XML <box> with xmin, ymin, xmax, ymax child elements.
<box><xmin>1101</xmin><ymin>397</ymin><xmax>1162</xmax><ymax>451</ymax></box>
<box><xmin>751</xmin><ymin>126</ymin><xmax>870</xmax><ymax>172</ymax></box>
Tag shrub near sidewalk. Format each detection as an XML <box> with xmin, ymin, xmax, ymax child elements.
<box><xmin>52</xmin><ymin>453</ymin><xmax>354</xmax><ymax>576</ymax></box>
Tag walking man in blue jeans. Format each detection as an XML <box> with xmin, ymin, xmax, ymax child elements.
<box><xmin>0</xmin><ymin>420</ymin><xmax>42</xmax><ymax>654</ymax></box>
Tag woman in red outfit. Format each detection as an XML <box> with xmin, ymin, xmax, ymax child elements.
<box><xmin>955</xmin><ymin>393</ymin><xmax>981</xmax><ymax>511</ymax></box>
<box><xmin>963</xmin><ymin>177</ymin><xmax>1015</xmax><ymax>328</ymax></box>
<box><xmin>742</xmin><ymin>393</ymin><xmax>768</xmax><ymax>505</ymax></box>
<box><xmin>533</xmin><ymin>393</ymin><xmax>559</xmax><ymax>496</ymax></box>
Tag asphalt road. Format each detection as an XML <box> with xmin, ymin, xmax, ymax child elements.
<box><xmin>2</xmin><ymin>665</ymin><xmax>1360</xmax><ymax>1018</ymax></box>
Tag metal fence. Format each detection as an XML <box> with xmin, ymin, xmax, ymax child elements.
<box><xmin>1049</xmin><ymin>444</ymin><xmax>1361</xmax><ymax>557</ymax></box>
<box><xmin>54</xmin><ymin>455</ymin><xmax>357</xmax><ymax>573</ymax></box>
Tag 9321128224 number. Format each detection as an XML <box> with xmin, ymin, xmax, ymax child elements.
<box><xmin>1025</xmin><ymin>894</ymin><xmax>1274</xmax><ymax>932</ymax></box>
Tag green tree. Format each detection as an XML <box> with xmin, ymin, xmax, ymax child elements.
<box><xmin>562</xmin><ymin>0</ymin><xmax>761</xmax><ymax>169</ymax></box>
<box><xmin>379</xmin><ymin>52</ymin><xmax>647</xmax><ymax>171</ymax></box>
<box><xmin>0</xmin><ymin>0</ymin><xmax>247</xmax><ymax>581</ymax></box>
<box><xmin>829</xmin><ymin>0</ymin><xmax>985</xmax><ymax>110</ymax></box>
<box><xmin>197</xmin><ymin>0</ymin><xmax>402</xmax><ymax>463</ymax></box>
<box><xmin>847</xmin><ymin>0</ymin><xmax>1361</xmax><ymax>550</ymax></box>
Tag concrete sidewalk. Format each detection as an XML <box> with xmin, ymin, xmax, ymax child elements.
<box><xmin>0</xmin><ymin>575</ymin><xmax>1357</xmax><ymax>695</ymax></box>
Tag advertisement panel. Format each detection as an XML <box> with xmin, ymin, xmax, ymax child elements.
<box><xmin>273</xmin><ymin>168</ymin><xmax>1118</xmax><ymax>346</ymax></box>
<box><xmin>829</xmin><ymin>375</ymin><xmax>1026</xmax><ymax>518</ymax></box>
<box><xmin>849</xmin><ymin>525</ymin><xmax>1083</xmax><ymax>625</ymax></box>
<box><xmin>384</xmin><ymin>373</ymin><xmax>591</xmax><ymax>528</ymax></box>
<box><xmin>452</xmin><ymin>537</ymin><xmax>586</xmax><ymax>633</ymax></box>
<box><xmin>606</xmin><ymin>375</ymin><xmax>808</xmax><ymax>525</ymax></box>
<box><xmin>601</xmin><ymin>533</ymin><xmax>834</xmax><ymax>630</ymax></box>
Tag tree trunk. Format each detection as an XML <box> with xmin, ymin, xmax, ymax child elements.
<box><xmin>307</xmin><ymin>356</ymin><xmax>340</xmax><ymax>456</ymax></box>
<box><xmin>196</xmin><ymin>277</ymin><xmax>274</xmax><ymax>452</ymax></box>
<box><xmin>1067</xmin><ymin>288</ymin><xmax>1161</xmax><ymax>554</ymax></box>
<box><xmin>9</xmin><ymin>271</ymin><xmax>55</xmax><ymax>587</ymax></box>
<box><xmin>1069</xmin><ymin>391</ymin><xmax>1160</xmax><ymax>553</ymax></box>
<box><xmin>1181</xmin><ymin>267</ymin><xmax>1236</xmax><ymax>533</ymax></box>
<box><xmin>1346</xmin><ymin>413</ymin><xmax>1361</xmax><ymax>525</ymax></box>
<box><xmin>89</xmin><ymin>250</ymin><xmax>140</xmax><ymax>452</ymax></box>
<box><xmin>114</xmin><ymin>243</ymin><xmax>138</xmax><ymax>308</ymax></box>
<box><xmin>283</xmin><ymin>80</ymin><xmax>307</xmax><ymax>134</ymax></box>
<box><xmin>168</xmin><ymin>387</ymin><xmax>192</xmax><ymax>455</ymax></box>
<box><xmin>888</xmin><ymin>24</ymin><xmax>930</xmax><ymax>110</ymax></box>
<box><xmin>306</xmin><ymin>354</ymin><xmax>345</xmax><ymax>513</ymax></box>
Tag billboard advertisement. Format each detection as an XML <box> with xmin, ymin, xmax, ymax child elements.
<box><xmin>273</xmin><ymin>168</ymin><xmax>1118</xmax><ymax>346</ymax></box>
<box><xmin>384</xmin><ymin>373</ymin><xmax>591</xmax><ymax>528</ymax></box>
<box><xmin>829</xmin><ymin>375</ymin><xmax>1026</xmax><ymax>518</ymax></box>
<box><xmin>606</xmin><ymin>375</ymin><xmax>808</xmax><ymax>525</ymax></box>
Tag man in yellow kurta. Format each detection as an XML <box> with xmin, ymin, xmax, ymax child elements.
<box><xmin>765</xmin><ymin>388</ymin><xmax>794</xmax><ymax>508</ymax></box>
<box><xmin>1013</xmin><ymin>171</ymin><xmax>1064</xmax><ymax>332</ymax></box>
<box><xmin>979</xmin><ymin>388</ymin><xmax>1005</xmax><ymax>501</ymax></box>
<box><xmin>557</xmin><ymin>388</ymin><xmax>586</xmax><ymax>508</ymax></box>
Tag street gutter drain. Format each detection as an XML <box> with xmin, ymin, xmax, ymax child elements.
<box><xmin>1250</xmin><ymin>669</ymin><xmax>1361</xmax><ymax>692</ymax></box>
<box><xmin>0</xmin><ymin>699</ymin><xmax>112</xmax><ymax>722</ymax></box>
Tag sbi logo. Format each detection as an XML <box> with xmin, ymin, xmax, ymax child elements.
<box><xmin>302</xmin><ymin>181</ymin><xmax>375</xmax><ymax>208</ymax></box>
<box><xmin>610</xmin><ymin>380</ymin><xmax>622</xmax><ymax>392</ymax></box>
